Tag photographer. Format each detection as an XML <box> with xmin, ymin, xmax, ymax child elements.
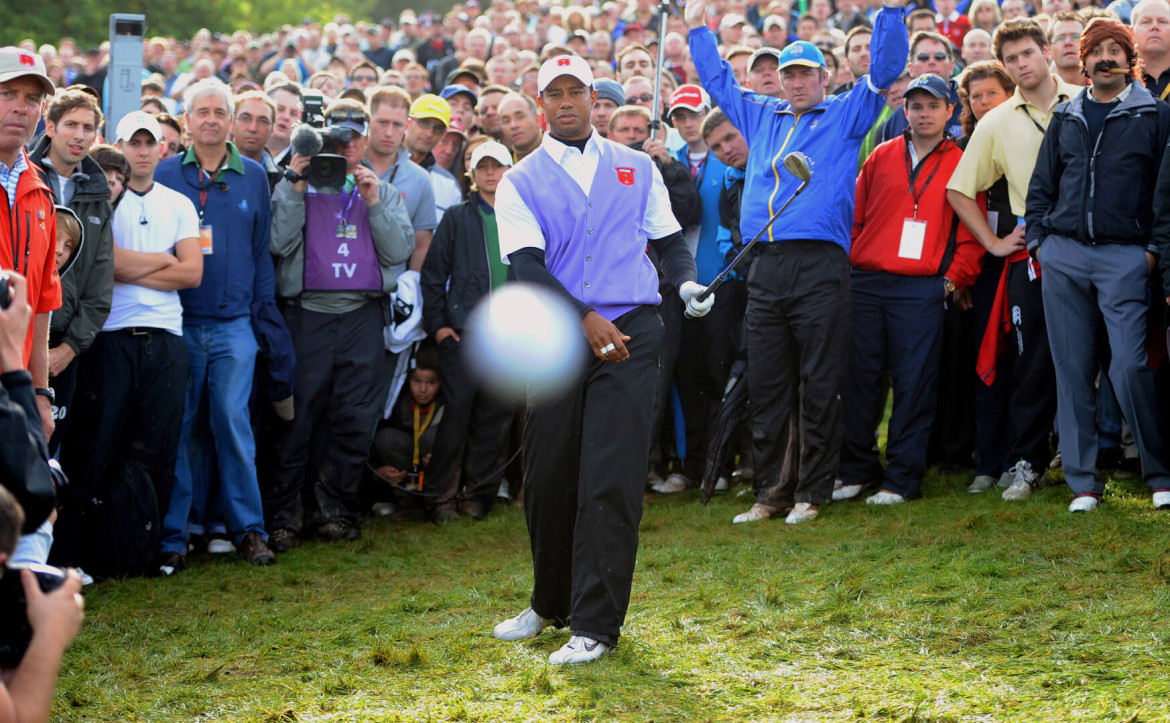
<box><xmin>0</xmin><ymin>487</ymin><xmax>85</xmax><ymax>723</ymax></box>
<box><xmin>268</xmin><ymin>100</ymin><xmax>414</xmax><ymax>547</ymax></box>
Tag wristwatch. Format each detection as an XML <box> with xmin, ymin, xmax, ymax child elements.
<box><xmin>943</xmin><ymin>278</ymin><xmax>956</xmax><ymax>294</ymax></box>
<box><xmin>35</xmin><ymin>387</ymin><xmax>55</xmax><ymax>404</ymax></box>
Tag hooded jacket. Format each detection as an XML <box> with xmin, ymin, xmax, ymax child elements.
<box><xmin>28</xmin><ymin>135</ymin><xmax>114</xmax><ymax>356</ymax></box>
<box><xmin>1027</xmin><ymin>82</ymin><xmax>1170</xmax><ymax>255</ymax></box>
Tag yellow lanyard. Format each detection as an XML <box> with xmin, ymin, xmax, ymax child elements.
<box><xmin>412</xmin><ymin>403</ymin><xmax>436</xmax><ymax>468</ymax></box>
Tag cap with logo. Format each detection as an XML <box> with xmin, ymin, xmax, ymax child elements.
<box><xmin>440</xmin><ymin>83</ymin><xmax>478</xmax><ymax>106</ymax></box>
<box><xmin>776</xmin><ymin>41</ymin><xmax>826</xmax><ymax>71</ymax></box>
<box><xmin>445</xmin><ymin>116</ymin><xmax>467</xmax><ymax>137</ymax></box>
<box><xmin>720</xmin><ymin>13</ymin><xmax>748</xmax><ymax>29</ymax></box>
<box><xmin>903</xmin><ymin>73</ymin><xmax>951</xmax><ymax>101</ymax></box>
<box><xmin>410</xmin><ymin>94</ymin><xmax>452</xmax><ymax>127</ymax></box>
<box><xmin>537</xmin><ymin>54</ymin><xmax>594</xmax><ymax>93</ymax></box>
<box><xmin>470</xmin><ymin>140</ymin><xmax>514</xmax><ymax>169</ymax></box>
<box><xmin>0</xmin><ymin>47</ymin><xmax>55</xmax><ymax>96</ymax></box>
<box><xmin>748</xmin><ymin>47</ymin><xmax>784</xmax><ymax>71</ymax></box>
<box><xmin>668</xmin><ymin>85</ymin><xmax>712</xmax><ymax>117</ymax></box>
<box><xmin>762</xmin><ymin>15</ymin><xmax>787</xmax><ymax>31</ymax></box>
<box><xmin>115</xmin><ymin>111</ymin><xmax>163</xmax><ymax>143</ymax></box>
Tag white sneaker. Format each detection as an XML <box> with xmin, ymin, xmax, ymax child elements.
<box><xmin>1153</xmin><ymin>490</ymin><xmax>1170</xmax><ymax>510</ymax></box>
<box><xmin>371</xmin><ymin>502</ymin><xmax>396</xmax><ymax>516</ymax></box>
<box><xmin>497</xmin><ymin>479</ymin><xmax>511</xmax><ymax>500</ymax></box>
<box><xmin>207</xmin><ymin>535</ymin><xmax>236</xmax><ymax>555</ymax></box>
<box><xmin>493</xmin><ymin>607</ymin><xmax>554</xmax><ymax>641</ymax></box>
<box><xmin>1069</xmin><ymin>495</ymin><xmax>1099</xmax><ymax>513</ymax></box>
<box><xmin>996</xmin><ymin>471</ymin><xmax>1014</xmax><ymax>489</ymax></box>
<box><xmin>732</xmin><ymin>503</ymin><xmax>776</xmax><ymax>524</ymax></box>
<box><xmin>832</xmin><ymin>483</ymin><xmax>863</xmax><ymax>501</ymax></box>
<box><xmin>785</xmin><ymin>502</ymin><xmax>818</xmax><ymax>525</ymax></box>
<box><xmin>967</xmin><ymin>475</ymin><xmax>996</xmax><ymax>494</ymax></box>
<box><xmin>652</xmin><ymin>473</ymin><xmax>689</xmax><ymax>494</ymax></box>
<box><xmin>866</xmin><ymin>490</ymin><xmax>906</xmax><ymax>506</ymax></box>
<box><xmin>646</xmin><ymin>471</ymin><xmax>663</xmax><ymax>489</ymax></box>
<box><xmin>714</xmin><ymin>476</ymin><xmax>730</xmax><ymax>492</ymax></box>
<box><xmin>548</xmin><ymin>635</ymin><xmax>609</xmax><ymax>665</ymax></box>
<box><xmin>1002</xmin><ymin>460</ymin><xmax>1038</xmax><ymax>501</ymax></box>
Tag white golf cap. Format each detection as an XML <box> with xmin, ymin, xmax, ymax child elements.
<box><xmin>0</xmin><ymin>47</ymin><xmax>54</xmax><ymax>96</ymax></box>
<box><xmin>470</xmin><ymin>140</ymin><xmax>514</xmax><ymax>169</ymax></box>
<box><xmin>537</xmin><ymin>54</ymin><xmax>594</xmax><ymax>94</ymax></box>
<box><xmin>115</xmin><ymin>111</ymin><xmax>163</xmax><ymax>143</ymax></box>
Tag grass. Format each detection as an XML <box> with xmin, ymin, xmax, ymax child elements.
<box><xmin>54</xmin><ymin>466</ymin><xmax>1170</xmax><ymax>722</ymax></box>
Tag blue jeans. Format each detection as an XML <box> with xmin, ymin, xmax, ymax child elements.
<box><xmin>162</xmin><ymin>317</ymin><xmax>266</xmax><ymax>553</ymax></box>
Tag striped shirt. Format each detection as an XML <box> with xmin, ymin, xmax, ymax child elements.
<box><xmin>0</xmin><ymin>149</ymin><xmax>29</xmax><ymax>210</ymax></box>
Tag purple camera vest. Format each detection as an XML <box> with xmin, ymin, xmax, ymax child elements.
<box><xmin>303</xmin><ymin>189</ymin><xmax>382</xmax><ymax>292</ymax></box>
<box><xmin>506</xmin><ymin>138</ymin><xmax>661</xmax><ymax>322</ymax></box>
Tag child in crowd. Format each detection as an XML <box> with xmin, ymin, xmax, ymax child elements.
<box><xmin>54</xmin><ymin>206</ymin><xmax>81</xmax><ymax>273</ymax></box>
<box><xmin>87</xmin><ymin>145</ymin><xmax>128</xmax><ymax>204</ymax></box>
<box><xmin>369</xmin><ymin>343</ymin><xmax>445</xmax><ymax>512</ymax></box>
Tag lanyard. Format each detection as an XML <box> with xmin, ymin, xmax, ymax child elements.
<box><xmin>411</xmin><ymin>402</ymin><xmax>436</xmax><ymax>486</ymax></box>
<box><xmin>691</xmin><ymin>151</ymin><xmax>709</xmax><ymax>188</ymax></box>
<box><xmin>192</xmin><ymin>152</ymin><xmax>228</xmax><ymax>223</ymax></box>
<box><xmin>1018</xmin><ymin>105</ymin><xmax>1048</xmax><ymax>136</ymax></box>
<box><xmin>1161</xmin><ymin>84</ymin><xmax>1170</xmax><ymax>101</ymax></box>
<box><xmin>339</xmin><ymin>186</ymin><xmax>360</xmax><ymax>228</ymax></box>
<box><xmin>904</xmin><ymin>138</ymin><xmax>946</xmax><ymax>219</ymax></box>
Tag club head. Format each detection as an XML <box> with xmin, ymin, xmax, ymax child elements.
<box><xmin>783</xmin><ymin>151</ymin><xmax>812</xmax><ymax>182</ymax></box>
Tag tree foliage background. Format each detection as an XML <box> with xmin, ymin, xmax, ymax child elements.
<box><xmin>1</xmin><ymin>0</ymin><xmax>450</xmax><ymax>47</ymax></box>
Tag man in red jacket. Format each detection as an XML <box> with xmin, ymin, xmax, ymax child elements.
<box><xmin>838</xmin><ymin>74</ymin><xmax>984</xmax><ymax>505</ymax></box>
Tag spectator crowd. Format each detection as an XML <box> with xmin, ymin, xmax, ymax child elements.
<box><xmin>2</xmin><ymin>0</ymin><xmax>1170</xmax><ymax>601</ymax></box>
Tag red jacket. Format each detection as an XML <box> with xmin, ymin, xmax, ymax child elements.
<box><xmin>850</xmin><ymin>134</ymin><xmax>983</xmax><ymax>288</ymax></box>
<box><xmin>0</xmin><ymin>150</ymin><xmax>62</xmax><ymax>367</ymax></box>
<box><xmin>938</xmin><ymin>15</ymin><xmax>971</xmax><ymax>50</ymax></box>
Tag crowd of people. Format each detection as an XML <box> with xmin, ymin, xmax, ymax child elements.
<box><xmin>2</xmin><ymin>0</ymin><xmax>1170</xmax><ymax>677</ymax></box>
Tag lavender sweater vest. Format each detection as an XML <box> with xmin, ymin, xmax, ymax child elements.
<box><xmin>506</xmin><ymin>138</ymin><xmax>661</xmax><ymax>322</ymax></box>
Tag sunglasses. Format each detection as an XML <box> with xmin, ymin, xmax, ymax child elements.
<box><xmin>626</xmin><ymin>93</ymin><xmax>655</xmax><ymax>104</ymax></box>
<box><xmin>326</xmin><ymin>109</ymin><xmax>369</xmax><ymax>125</ymax></box>
<box><xmin>915</xmin><ymin>52</ymin><xmax>950</xmax><ymax>62</ymax></box>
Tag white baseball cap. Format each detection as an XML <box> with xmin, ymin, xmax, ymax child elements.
<box><xmin>115</xmin><ymin>111</ymin><xmax>163</xmax><ymax>143</ymax></box>
<box><xmin>0</xmin><ymin>47</ymin><xmax>54</xmax><ymax>96</ymax></box>
<box><xmin>470</xmin><ymin>140</ymin><xmax>514</xmax><ymax>169</ymax></box>
<box><xmin>537</xmin><ymin>54</ymin><xmax>594</xmax><ymax>94</ymax></box>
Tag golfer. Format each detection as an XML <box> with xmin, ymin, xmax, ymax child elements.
<box><xmin>491</xmin><ymin>54</ymin><xmax>713</xmax><ymax>665</ymax></box>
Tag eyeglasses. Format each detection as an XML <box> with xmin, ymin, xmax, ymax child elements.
<box><xmin>915</xmin><ymin>52</ymin><xmax>950</xmax><ymax>62</ymax></box>
<box><xmin>1053</xmin><ymin>33</ymin><xmax>1081</xmax><ymax>43</ymax></box>
<box><xmin>626</xmin><ymin>93</ymin><xmax>654</xmax><ymax>104</ymax></box>
<box><xmin>236</xmin><ymin>113</ymin><xmax>272</xmax><ymax>127</ymax></box>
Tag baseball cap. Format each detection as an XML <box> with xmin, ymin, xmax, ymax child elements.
<box><xmin>668</xmin><ymin>85</ymin><xmax>712</xmax><ymax>116</ymax></box>
<box><xmin>623</xmin><ymin>23</ymin><xmax>645</xmax><ymax>36</ymax></box>
<box><xmin>392</xmin><ymin>48</ymin><xmax>416</xmax><ymax>65</ymax></box>
<box><xmin>749</xmin><ymin>47</ymin><xmax>784</xmax><ymax>71</ymax></box>
<box><xmin>594</xmin><ymin>78</ymin><xmax>624</xmax><ymax>107</ymax></box>
<box><xmin>776</xmin><ymin>41</ymin><xmax>825</xmax><ymax>71</ymax></box>
<box><xmin>440</xmin><ymin>84</ymin><xmax>478</xmax><ymax>106</ymax></box>
<box><xmin>762</xmin><ymin>15</ymin><xmax>787</xmax><ymax>32</ymax></box>
<box><xmin>720</xmin><ymin>13</ymin><xmax>748</xmax><ymax>29</ymax></box>
<box><xmin>904</xmin><ymin>73</ymin><xmax>951</xmax><ymax>101</ymax></box>
<box><xmin>115</xmin><ymin>111</ymin><xmax>163</xmax><ymax>142</ymax></box>
<box><xmin>470</xmin><ymin>140</ymin><xmax>514</xmax><ymax>169</ymax></box>
<box><xmin>0</xmin><ymin>47</ymin><xmax>55</xmax><ymax>96</ymax></box>
<box><xmin>326</xmin><ymin>107</ymin><xmax>369</xmax><ymax>136</ymax></box>
<box><xmin>410</xmin><ymin>93</ymin><xmax>452</xmax><ymax>126</ymax></box>
<box><xmin>445</xmin><ymin>67</ymin><xmax>482</xmax><ymax>87</ymax></box>
<box><xmin>537</xmin><ymin>54</ymin><xmax>594</xmax><ymax>93</ymax></box>
<box><xmin>445</xmin><ymin>116</ymin><xmax>467</xmax><ymax>137</ymax></box>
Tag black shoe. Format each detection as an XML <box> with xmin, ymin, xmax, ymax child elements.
<box><xmin>457</xmin><ymin>498</ymin><xmax>487</xmax><ymax>520</ymax></box>
<box><xmin>156</xmin><ymin>551</ymin><xmax>187</xmax><ymax>577</ymax></box>
<box><xmin>188</xmin><ymin>533</ymin><xmax>208</xmax><ymax>555</ymax></box>
<box><xmin>239</xmin><ymin>531</ymin><xmax>276</xmax><ymax>566</ymax></box>
<box><xmin>1097</xmin><ymin>446</ymin><xmax>1125</xmax><ymax>471</ymax></box>
<box><xmin>269</xmin><ymin>528</ymin><xmax>300</xmax><ymax>553</ymax></box>
<box><xmin>318</xmin><ymin>520</ymin><xmax>360</xmax><ymax>541</ymax></box>
<box><xmin>430</xmin><ymin>505</ymin><xmax>460</xmax><ymax>524</ymax></box>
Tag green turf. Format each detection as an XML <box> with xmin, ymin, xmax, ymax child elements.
<box><xmin>55</xmin><ymin>468</ymin><xmax>1170</xmax><ymax>722</ymax></box>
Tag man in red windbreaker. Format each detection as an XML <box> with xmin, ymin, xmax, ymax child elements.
<box><xmin>838</xmin><ymin>73</ymin><xmax>984</xmax><ymax>505</ymax></box>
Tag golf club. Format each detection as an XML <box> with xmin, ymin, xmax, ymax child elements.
<box><xmin>688</xmin><ymin>151</ymin><xmax>813</xmax><ymax>312</ymax></box>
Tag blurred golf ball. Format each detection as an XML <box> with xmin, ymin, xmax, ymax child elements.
<box><xmin>466</xmin><ymin>284</ymin><xmax>586</xmax><ymax>402</ymax></box>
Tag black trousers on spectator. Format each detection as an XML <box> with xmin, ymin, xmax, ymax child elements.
<box><xmin>745</xmin><ymin>241</ymin><xmax>850</xmax><ymax>506</ymax></box>
<box><xmin>674</xmin><ymin>280</ymin><xmax>747</xmax><ymax>481</ymax></box>
<box><xmin>1006</xmin><ymin>261</ymin><xmax>1057</xmax><ymax>470</ymax></box>
<box><xmin>47</xmin><ymin>355</ymin><xmax>78</xmax><ymax>456</ymax></box>
<box><xmin>267</xmin><ymin>301</ymin><xmax>389</xmax><ymax>531</ymax></box>
<box><xmin>61</xmin><ymin>328</ymin><xmax>188</xmax><ymax>529</ymax></box>
<box><xmin>524</xmin><ymin>304</ymin><xmax>662</xmax><ymax>646</ymax></box>
<box><xmin>969</xmin><ymin>256</ymin><xmax>1014</xmax><ymax>477</ymax></box>
<box><xmin>426</xmin><ymin>334</ymin><xmax>514</xmax><ymax>510</ymax></box>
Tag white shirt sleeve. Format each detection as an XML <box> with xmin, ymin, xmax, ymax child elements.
<box><xmin>494</xmin><ymin>174</ymin><xmax>547</xmax><ymax>264</ymax></box>
<box><xmin>174</xmin><ymin>193</ymin><xmax>201</xmax><ymax>244</ymax></box>
<box><xmin>643</xmin><ymin>161</ymin><xmax>683</xmax><ymax>239</ymax></box>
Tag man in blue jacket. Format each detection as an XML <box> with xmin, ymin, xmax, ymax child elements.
<box><xmin>155</xmin><ymin>78</ymin><xmax>277</xmax><ymax>568</ymax></box>
<box><xmin>687</xmin><ymin>0</ymin><xmax>909</xmax><ymax>525</ymax></box>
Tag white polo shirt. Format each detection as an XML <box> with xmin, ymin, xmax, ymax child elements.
<box><xmin>103</xmin><ymin>184</ymin><xmax>200</xmax><ymax>335</ymax></box>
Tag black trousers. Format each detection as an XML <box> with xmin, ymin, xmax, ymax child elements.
<box><xmin>674</xmin><ymin>280</ymin><xmax>747</xmax><ymax>480</ymax></box>
<box><xmin>523</xmin><ymin>304</ymin><xmax>663</xmax><ymax>646</ymax></box>
<box><xmin>1006</xmin><ymin>261</ymin><xmax>1057</xmax><ymax>469</ymax></box>
<box><xmin>267</xmin><ymin>301</ymin><xmax>389</xmax><ymax>531</ymax></box>
<box><xmin>426</xmin><ymin>333</ymin><xmax>514</xmax><ymax>509</ymax></box>
<box><xmin>969</xmin><ymin>256</ymin><xmax>1014</xmax><ymax>477</ymax></box>
<box><xmin>746</xmin><ymin>241</ymin><xmax>851</xmax><ymax>506</ymax></box>
<box><xmin>648</xmin><ymin>279</ymin><xmax>682</xmax><ymax>474</ymax></box>
<box><xmin>61</xmin><ymin>328</ymin><xmax>189</xmax><ymax>533</ymax></box>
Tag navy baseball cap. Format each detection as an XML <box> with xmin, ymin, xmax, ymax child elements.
<box><xmin>904</xmin><ymin>74</ymin><xmax>951</xmax><ymax>101</ymax></box>
<box><xmin>440</xmin><ymin>84</ymin><xmax>478</xmax><ymax>106</ymax></box>
<box><xmin>594</xmin><ymin>78</ymin><xmax>624</xmax><ymax>107</ymax></box>
<box><xmin>776</xmin><ymin>41</ymin><xmax>825</xmax><ymax>71</ymax></box>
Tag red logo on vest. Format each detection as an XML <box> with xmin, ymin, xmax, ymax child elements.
<box><xmin>19</xmin><ymin>54</ymin><xmax>36</xmax><ymax>68</ymax></box>
<box><xmin>557</xmin><ymin>57</ymin><xmax>571</xmax><ymax>67</ymax></box>
<box><xmin>615</xmin><ymin>167</ymin><xmax>635</xmax><ymax>186</ymax></box>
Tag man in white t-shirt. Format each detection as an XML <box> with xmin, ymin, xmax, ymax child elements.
<box><xmin>60</xmin><ymin>111</ymin><xmax>204</xmax><ymax>578</ymax></box>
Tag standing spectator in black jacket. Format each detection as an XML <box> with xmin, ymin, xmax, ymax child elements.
<box><xmin>1027</xmin><ymin>17</ymin><xmax>1170</xmax><ymax>513</ymax></box>
<box><xmin>27</xmin><ymin>88</ymin><xmax>114</xmax><ymax>453</ymax></box>
<box><xmin>419</xmin><ymin>140</ymin><xmax>516</xmax><ymax>522</ymax></box>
